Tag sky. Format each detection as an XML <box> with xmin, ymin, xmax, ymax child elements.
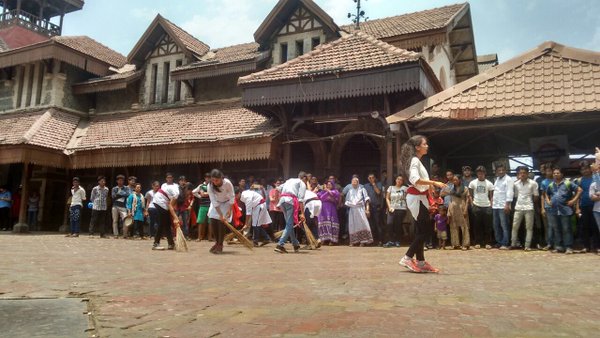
<box><xmin>60</xmin><ymin>0</ymin><xmax>600</xmax><ymax>63</ymax></box>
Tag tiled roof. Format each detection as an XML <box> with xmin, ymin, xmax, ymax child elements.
<box><xmin>71</xmin><ymin>99</ymin><xmax>278</xmax><ymax>150</ymax></box>
<box><xmin>477</xmin><ymin>53</ymin><xmax>498</xmax><ymax>73</ymax></box>
<box><xmin>75</xmin><ymin>70</ymin><xmax>141</xmax><ymax>85</ymax></box>
<box><xmin>388</xmin><ymin>42</ymin><xmax>600</xmax><ymax>123</ymax></box>
<box><xmin>238</xmin><ymin>31</ymin><xmax>420</xmax><ymax>85</ymax></box>
<box><xmin>175</xmin><ymin>42</ymin><xmax>261</xmax><ymax>71</ymax></box>
<box><xmin>52</xmin><ymin>36</ymin><xmax>127</xmax><ymax>68</ymax></box>
<box><xmin>162</xmin><ymin>16</ymin><xmax>210</xmax><ymax>57</ymax></box>
<box><xmin>0</xmin><ymin>108</ymin><xmax>80</xmax><ymax>151</ymax></box>
<box><xmin>341</xmin><ymin>3</ymin><xmax>467</xmax><ymax>39</ymax></box>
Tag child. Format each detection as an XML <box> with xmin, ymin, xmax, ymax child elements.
<box><xmin>427</xmin><ymin>189</ymin><xmax>444</xmax><ymax>249</ymax></box>
<box><xmin>435</xmin><ymin>206</ymin><xmax>448</xmax><ymax>249</ymax></box>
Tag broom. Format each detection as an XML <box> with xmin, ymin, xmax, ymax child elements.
<box><xmin>302</xmin><ymin>221</ymin><xmax>319</xmax><ymax>250</ymax></box>
<box><xmin>223</xmin><ymin>221</ymin><xmax>254</xmax><ymax>251</ymax></box>
<box><xmin>175</xmin><ymin>225</ymin><xmax>188</xmax><ymax>252</ymax></box>
<box><xmin>224</xmin><ymin>232</ymin><xmax>236</xmax><ymax>244</ymax></box>
<box><xmin>274</xmin><ymin>230</ymin><xmax>284</xmax><ymax>239</ymax></box>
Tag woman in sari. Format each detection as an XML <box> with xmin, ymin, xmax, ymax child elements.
<box><xmin>448</xmin><ymin>175</ymin><xmax>471</xmax><ymax>250</ymax></box>
<box><xmin>317</xmin><ymin>181</ymin><xmax>341</xmax><ymax>245</ymax></box>
<box><xmin>345</xmin><ymin>177</ymin><xmax>373</xmax><ymax>246</ymax></box>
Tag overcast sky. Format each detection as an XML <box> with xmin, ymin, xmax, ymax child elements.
<box><xmin>62</xmin><ymin>0</ymin><xmax>600</xmax><ymax>63</ymax></box>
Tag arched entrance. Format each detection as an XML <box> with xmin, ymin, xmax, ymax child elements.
<box><xmin>339</xmin><ymin>135</ymin><xmax>381</xmax><ymax>183</ymax></box>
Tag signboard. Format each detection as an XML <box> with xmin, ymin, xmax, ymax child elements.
<box><xmin>530</xmin><ymin>135</ymin><xmax>569</xmax><ymax>168</ymax></box>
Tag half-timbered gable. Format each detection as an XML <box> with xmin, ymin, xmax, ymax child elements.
<box><xmin>254</xmin><ymin>0</ymin><xmax>340</xmax><ymax>66</ymax></box>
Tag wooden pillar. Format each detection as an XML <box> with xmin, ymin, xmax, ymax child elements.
<box><xmin>386</xmin><ymin>135</ymin><xmax>393</xmax><ymax>186</ymax></box>
<box><xmin>282</xmin><ymin>143</ymin><xmax>291</xmax><ymax>179</ymax></box>
<box><xmin>13</xmin><ymin>162</ymin><xmax>31</xmax><ymax>233</ymax></box>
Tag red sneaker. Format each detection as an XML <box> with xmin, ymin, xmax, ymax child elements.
<box><xmin>419</xmin><ymin>261</ymin><xmax>440</xmax><ymax>273</ymax></box>
<box><xmin>399</xmin><ymin>257</ymin><xmax>422</xmax><ymax>273</ymax></box>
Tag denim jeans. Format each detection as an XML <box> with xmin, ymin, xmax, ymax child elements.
<box><xmin>148</xmin><ymin>208</ymin><xmax>159</xmax><ymax>237</ymax></box>
<box><xmin>492</xmin><ymin>208</ymin><xmax>510</xmax><ymax>246</ymax></box>
<box><xmin>70</xmin><ymin>205</ymin><xmax>81</xmax><ymax>234</ymax></box>
<box><xmin>542</xmin><ymin>208</ymin><xmax>554</xmax><ymax>248</ymax></box>
<box><xmin>278</xmin><ymin>202</ymin><xmax>299</xmax><ymax>246</ymax></box>
<box><xmin>594</xmin><ymin>212</ymin><xmax>600</xmax><ymax>235</ymax></box>
<box><xmin>547</xmin><ymin>214</ymin><xmax>573</xmax><ymax>250</ymax></box>
<box><xmin>27</xmin><ymin>210</ymin><xmax>38</xmax><ymax>229</ymax></box>
<box><xmin>252</xmin><ymin>226</ymin><xmax>271</xmax><ymax>243</ymax></box>
<box><xmin>178</xmin><ymin>209</ymin><xmax>190</xmax><ymax>237</ymax></box>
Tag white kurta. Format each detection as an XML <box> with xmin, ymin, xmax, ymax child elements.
<box><xmin>304</xmin><ymin>190</ymin><xmax>322</xmax><ymax>218</ymax></box>
<box><xmin>208</xmin><ymin>178</ymin><xmax>235</xmax><ymax>222</ymax></box>
<box><xmin>345</xmin><ymin>186</ymin><xmax>373</xmax><ymax>244</ymax></box>
<box><xmin>407</xmin><ymin>157</ymin><xmax>430</xmax><ymax>220</ymax></box>
<box><xmin>241</xmin><ymin>190</ymin><xmax>272</xmax><ymax>227</ymax></box>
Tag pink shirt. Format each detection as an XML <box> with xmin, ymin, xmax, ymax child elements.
<box><xmin>269</xmin><ymin>188</ymin><xmax>281</xmax><ymax>212</ymax></box>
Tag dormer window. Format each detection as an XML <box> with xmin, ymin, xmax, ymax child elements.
<box><xmin>311</xmin><ymin>37</ymin><xmax>321</xmax><ymax>50</ymax></box>
<box><xmin>280</xmin><ymin>43</ymin><xmax>288</xmax><ymax>63</ymax></box>
<box><xmin>296</xmin><ymin>40</ymin><xmax>304</xmax><ymax>57</ymax></box>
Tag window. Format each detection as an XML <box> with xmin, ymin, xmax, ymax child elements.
<box><xmin>280</xmin><ymin>43</ymin><xmax>288</xmax><ymax>63</ymax></box>
<box><xmin>149</xmin><ymin>63</ymin><xmax>158</xmax><ymax>104</ymax></box>
<box><xmin>311</xmin><ymin>37</ymin><xmax>321</xmax><ymax>50</ymax></box>
<box><xmin>162</xmin><ymin>61</ymin><xmax>170</xmax><ymax>103</ymax></box>
<box><xmin>35</xmin><ymin>63</ymin><xmax>45</xmax><ymax>105</ymax></box>
<box><xmin>174</xmin><ymin>59</ymin><xmax>182</xmax><ymax>102</ymax></box>
<box><xmin>295</xmin><ymin>40</ymin><xmax>304</xmax><ymax>57</ymax></box>
<box><xmin>15</xmin><ymin>66</ymin><xmax>25</xmax><ymax>108</ymax></box>
<box><xmin>25</xmin><ymin>64</ymin><xmax>35</xmax><ymax>107</ymax></box>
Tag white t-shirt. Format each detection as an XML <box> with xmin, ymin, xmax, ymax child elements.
<box><xmin>208</xmin><ymin>178</ymin><xmax>235</xmax><ymax>221</ymax></box>
<box><xmin>468</xmin><ymin>179</ymin><xmax>494</xmax><ymax>208</ymax></box>
<box><xmin>588</xmin><ymin>182</ymin><xmax>600</xmax><ymax>213</ymax></box>
<box><xmin>145</xmin><ymin>190</ymin><xmax>156</xmax><ymax>209</ymax></box>
<box><xmin>71</xmin><ymin>187</ymin><xmax>86</xmax><ymax>207</ymax></box>
<box><xmin>514</xmin><ymin>179</ymin><xmax>539</xmax><ymax>211</ymax></box>
<box><xmin>240</xmin><ymin>190</ymin><xmax>264</xmax><ymax>215</ymax></box>
<box><xmin>387</xmin><ymin>185</ymin><xmax>407</xmax><ymax>210</ymax></box>
<box><xmin>153</xmin><ymin>183</ymin><xmax>180</xmax><ymax>209</ymax></box>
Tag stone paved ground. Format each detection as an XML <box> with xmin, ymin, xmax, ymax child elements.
<box><xmin>0</xmin><ymin>233</ymin><xmax>599</xmax><ymax>338</ymax></box>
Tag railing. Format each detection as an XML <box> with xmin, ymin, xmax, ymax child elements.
<box><xmin>0</xmin><ymin>9</ymin><xmax>60</xmax><ymax>36</ymax></box>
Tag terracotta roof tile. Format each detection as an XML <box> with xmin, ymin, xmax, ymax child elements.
<box><xmin>341</xmin><ymin>3</ymin><xmax>467</xmax><ymax>39</ymax></box>
<box><xmin>238</xmin><ymin>32</ymin><xmax>420</xmax><ymax>85</ymax></box>
<box><xmin>388</xmin><ymin>42</ymin><xmax>600</xmax><ymax>123</ymax></box>
<box><xmin>72</xmin><ymin>100</ymin><xmax>279</xmax><ymax>150</ymax></box>
<box><xmin>175</xmin><ymin>42</ymin><xmax>261</xmax><ymax>71</ymax></box>
<box><xmin>162</xmin><ymin>17</ymin><xmax>210</xmax><ymax>57</ymax></box>
<box><xmin>76</xmin><ymin>70</ymin><xmax>142</xmax><ymax>85</ymax></box>
<box><xmin>52</xmin><ymin>36</ymin><xmax>127</xmax><ymax>68</ymax></box>
<box><xmin>0</xmin><ymin>109</ymin><xmax>80</xmax><ymax>150</ymax></box>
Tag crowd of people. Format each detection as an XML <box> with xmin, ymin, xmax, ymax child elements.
<box><xmin>54</xmin><ymin>145</ymin><xmax>600</xmax><ymax>260</ymax></box>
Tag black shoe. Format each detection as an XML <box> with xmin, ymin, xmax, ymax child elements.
<box><xmin>274</xmin><ymin>245</ymin><xmax>288</xmax><ymax>253</ymax></box>
<box><xmin>294</xmin><ymin>245</ymin><xmax>300</xmax><ymax>253</ymax></box>
<box><xmin>167</xmin><ymin>245</ymin><xmax>175</xmax><ymax>250</ymax></box>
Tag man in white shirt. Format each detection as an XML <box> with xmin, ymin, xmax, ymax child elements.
<box><xmin>275</xmin><ymin>171</ymin><xmax>308</xmax><ymax>253</ymax></box>
<box><xmin>468</xmin><ymin>166</ymin><xmax>494</xmax><ymax>249</ymax></box>
<box><xmin>240</xmin><ymin>189</ymin><xmax>272</xmax><ymax>246</ymax></box>
<box><xmin>491</xmin><ymin>163</ymin><xmax>514</xmax><ymax>249</ymax></box>
<box><xmin>152</xmin><ymin>173</ymin><xmax>180</xmax><ymax>250</ymax></box>
<box><xmin>68</xmin><ymin>177</ymin><xmax>86</xmax><ymax>237</ymax></box>
<box><xmin>511</xmin><ymin>166</ymin><xmax>539</xmax><ymax>250</ymax></box>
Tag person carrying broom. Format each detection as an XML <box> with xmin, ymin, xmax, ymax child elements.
<box><xmin>274</xmin><ymin>171</ymin><xmax>308</xmax><ymax>254</ymax></box>
<box><xmin>240</xmin><ymin>188</ymin><xmax>272</xmax><ymax>247</ymax></box>
<box><xmin>151</xmin><ymin>175</ymin><xmax>180</xmax><ymax>251</ymax></box>
<box><xmin>207</xmin><ymin>169</ymin><xmax>235</xmax><ymax>254</ymax></box>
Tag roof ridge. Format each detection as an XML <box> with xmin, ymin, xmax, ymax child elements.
<box><xmin>160</xmin><ymin>15</ymin><xmax>210</xmax><ymax>55</ymax></box>
<box><xmin>341</xmin><ymin>2</ymin><xmax>467</xmax><ymax>30</ymax></box>
<box><xmin>21</xmin><ymin>109</ymin><xmax>54</xmax><ymax>144</ymax></box>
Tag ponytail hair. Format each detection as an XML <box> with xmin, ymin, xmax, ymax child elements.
<box><xmin>399</xmin><ymin>135</ymin><xmax>427</xmax><ymax>180</ymax></box>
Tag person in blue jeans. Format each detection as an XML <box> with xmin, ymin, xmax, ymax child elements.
<box><xmin>491</xmin><ymin>164</ymin><xmax>514</xmax><ymax>249</ymax></box>
<box><xmin>275</xmin><ymin>172</ymin><xmax>308</xmax><ymax>254</ymax></box>
<box><xmin>545</xmin><ymin>167</ymin><xmax>582</xmax><ymax>254</ymax></box>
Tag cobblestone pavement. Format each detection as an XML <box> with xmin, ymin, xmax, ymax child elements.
<box><xmin>0</xmin><ymin>233</ymin><xmax>599</xmax><ymax>337</ymax></box>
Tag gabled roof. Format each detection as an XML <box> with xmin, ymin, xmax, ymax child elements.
<box><xmin>0</xmin><ymin>35</ymin><xmax>126</xmax><ymax>75</ymax></box>
<box><xmin>254</xmin><ymin>0</ymin><xmax>340</xmax><ymax>47</ymax></box>
<box><xmin>387</xmin><ymin>41</ymin><xmax>600</xmax><ymax>124</ymax></box>
<box><xmin>477</xmin><ymin>53</ymin><xmax>499</xmax><ymax>73</ymax></box>
<box><xmin>239</xmin><ymin>31</ymin><xmax>421</xmax><ymax>85</ymax></box>
<box><xmin>342</xmin><ymin>3</ymin><xmax>468</xmax><ymax>40</ymax></box>
<box><xmin>128</xmin><ymin>14</ymin><xmax>210</xmax><ymax>66</ymax></box>
<box><xmin>52</xmin><ymin>36</ymin><xmax>127</xmax><ymax>68</ymax></box>
<box><xmin>171</xmin><ymin>42</ymin><xmax>270</xmax><ymax>80</ymax></box>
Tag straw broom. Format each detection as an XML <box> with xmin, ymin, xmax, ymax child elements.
<box><xmin>302</xmin><ymin>221</ymin><xmax>318</xmax><ymax>250</ymax></box>
<box><xmin>274</xmin><ymin>230</ymin><xmax>284</xmax><ymax>239</ymax></box>
<box><xmin>224</xmin><ymin>232</ymin><xmax>236</xmax><ymax>243</ymax></box>
<box><xmin>223</xmin><ymin>221</ymin><xmax>254</xmax><ymax>251</ymax></box>
<box><xmin>175</xmin><ymin>225</ymin><xmax>188</xmax><ymax>252</ymax></box>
